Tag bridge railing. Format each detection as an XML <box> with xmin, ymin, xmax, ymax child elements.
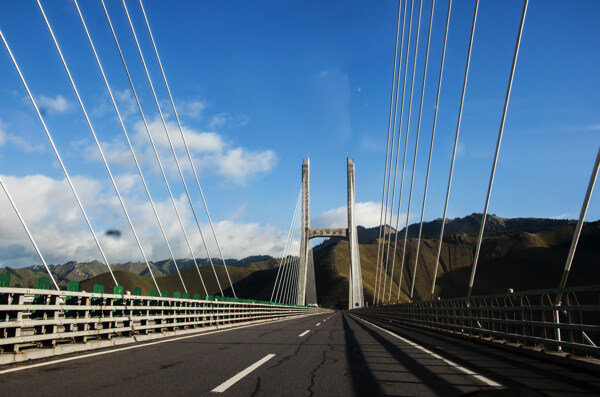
<box><xmin>0</xmin><ymin>287</ymin><xmax>327</xmax><ymax>363</ymax></box>
<box><xmin>355</xmin><ymin>286</ymin><xmax>600</xmax><ymax>358</ymax></box>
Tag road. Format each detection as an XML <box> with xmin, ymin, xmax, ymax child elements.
<box><xmin>0</xmin><ymin>312</ymin><xmax>598</xmax><ymax>396</ymax></box>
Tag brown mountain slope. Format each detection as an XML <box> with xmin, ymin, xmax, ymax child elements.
<box><xmin>80</xmin><ymin>265</ymin><xmax>254</xmax><ymax>297</ymax></box>
<box><xmin>316</xmin><ymin>221</ymin><xmax>600</xmax><ymax>306</ymax></box>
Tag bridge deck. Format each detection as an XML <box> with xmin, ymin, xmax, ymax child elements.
<box><xmin>0</xmin><ymin>312</ymin><xmax>598</xmax><ymax>396</ymax></box>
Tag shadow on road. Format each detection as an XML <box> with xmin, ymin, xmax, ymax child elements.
<box><xmin>342</xmin><ymin>314</ymin><xmax>385</xmax><ymax>396</ymax></box>
<box><xmin>349</xmin><ymin>314</ymin><xmax>465</xmax><ymax>396</ymax></box>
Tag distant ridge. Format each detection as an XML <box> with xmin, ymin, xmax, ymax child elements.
<box><xmin>313</xmin><ymin>213</ymin><xmax>576</xmax><ymax>250</ymax></box>
<box><xmin>1</xmin><ymin>255</ymin><xmax>276</xmax><ymax>289</ymax></box>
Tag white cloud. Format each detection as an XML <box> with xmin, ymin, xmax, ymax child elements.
<box><xmin>114</xmin><ymin>89</ymin><xmax>137</xmax><ymax>117</ymax></box>
<box><xmin>587</xmin><ymin>123</ymin><xmax>600</xmax><ymax>131</ymax></box>
<box><xmin>0</xmin><ymin>173</ymin><xmax>289</xmax><ymax>267</ymax></box>
<box><xmin>81</xmin><ymin>116</ymin><xmax>276</xmax><ymax>184</ymax></box>
<box><xmin>551</xmin><ymin>213</ymin><xmax>576</xmax><ymax>220</ymax></box>
<box><xmin>181</xmin><ymin>130</ymin><xmax>224</xmax><ymax>153</ymax></box>
<box><xmin>228</xmin><ymin>204</ymin><xmax>246</xmax><ymax>220</ymax></box>
<box><xmin>0</xmin><ymin>120</ymin><xmax>45</xmax><ymax>152</ymax></box>
<box><xmin>36</xmin><ymin>94</ymin><xmax>72</xmax><ymax>114</ymax></box>
<box><xmin>212</xmin><ymin>147</ymin><xmax>277</xmax><ymax>184</ymax></box>
<box><xmin>178</xmin><ymin>100</ymin><xmax>207</xmax><ymax>119</ymax></box>
<box><xmin>82</xmin><ymin>136</ymin><xmax>134</xmax><ymax>170</ymax></box>
<box><xmin>209</xmin><ymin>113</ymin><xmax>249</xmax><ymax>129</ymax></box>
<box><xmin>209</xmin><ymin>113</ymin><xmax>228</xmax><ymax>128</ymax></box>
<box><xmin>312</xmin><ymin>201</ymin><xmax>413</xmax><ymax>229</ymax></box>
<box><xmin>0</xmin><ymin>123</ymin><xmax>6</xmax><ymax>146</ymax></box>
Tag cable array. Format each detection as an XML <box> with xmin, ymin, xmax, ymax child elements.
<box><xmin>74</xmin><ymin>0</ymin><xmax>187</xmax><ymax>293</ymax></box>
<box><xmin>371</xmin><ymin>0</ymin><xmax>542</xmax><ymax>304</ymax></box>
<box><xmin>374</xmin><ymin>0</ymin><xmax>404</xmax><ymax>307</ymax></box>
<box><xmin>272</xmin><ymin>190</ymin><xmax>302</xmax><ymax>304</ymax></box>
<box><xmin>137</xmin><ymin>0</ymin><xmax>237</xmax><ymax>298</ymax></box>
<box><xmin>0</xmin><ymin>1</ymin><xmax>246</xmax><ymax>296</ymax></box>
<box><xmin>467</xmin><ymin>0</ymin><xmax>529</xmax><ymax>298</ymax></box>
<box><xmin>0</xmin><ymin>28</ymin><xmax>119</xmax><ymax>288</ymax></box>
<box><xmin>430</xmin><ymin>0</ymin><xmax>479</xmax><ymax>298</ymax></box>
<box><xmin>100</xmin><ymin>0</ymin><xmax>208</xmax><ymax>296</ymax></box>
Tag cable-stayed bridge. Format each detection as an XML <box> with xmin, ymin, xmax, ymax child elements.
<box><xmin>0</xmin><ymin>0</ymin><xmax>599</xmax><ymax>395</ymax></box>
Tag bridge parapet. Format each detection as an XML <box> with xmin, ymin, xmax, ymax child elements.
<box><xmin>355</xmin><ymin>285</ymin><xmax>600</xmax><ymax>359</ymax></box>
<box><xmin>0</xmin><ymin>287</ymin><xmax>329</xmax><ymax>364</ymax></box>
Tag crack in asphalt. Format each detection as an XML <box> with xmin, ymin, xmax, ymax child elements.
<box><xmin>266</xmin><ymin>330</ymin><xmax>314</xmax><ymax>370</ymax></box>
<box><xmin>306</xmin><ymin>321</ymin><xmax>339</xmax><ymax>396</ymax></box>
<box><xmin>249</xmin><ymin>376</ymin><xmax>262</xmax><ymax>397</ymax></box>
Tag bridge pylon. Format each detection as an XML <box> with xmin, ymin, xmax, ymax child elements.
<box><xmin>297</xmin><ymin>157</ymin><xmax>364</xmax><ymax>309</ymax></box>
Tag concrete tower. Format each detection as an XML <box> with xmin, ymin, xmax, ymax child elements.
<box><xmin>296</xmin><ymin>157</ymin><xmax>364</xmax><ymax>309</ymax></box>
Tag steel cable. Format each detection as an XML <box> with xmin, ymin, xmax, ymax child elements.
<box><xmin>137</xmin><ymin>0</ymin><xmax>237</xmax><ymax>298</ymax></box>
<box><xmin>374</xmin><ymin>0</ymin><xmax>404</xmax><ymax>305</ymax></box>
<box><xmin>0</xmin><ymin>29</ymin><xmax>119</xmax><ymax>288</ymax></box>
<box><xmin>121</xmin><ymin>0</ymin><xmax>220</xmax><ymax>296</ymax></box>
<box><xmin>395</xmin><ymin>0</ymin><xmax>424</xmax><ymax>301</ymax></box>
<box><xmin>412</xmin><ymin>0</ymin><xmax>452</xmax><ymax>301</ymax></box>
<box><xmin>407</xmin><ymin>0</ymin><xmax>435</xmax><ymax>300</ymax></box>
<box><xmin>468</xmin><ymin>0</ymin><xmax>529</xmax><ymax>298</ymax></box>
<box><xmin>74</xmin><ymin>0</ymin><xmax>187</xmax><ymax>292</ymax></box>
<box><xmin>0</xmin><ymin>176</ymin><xmax>60</xmax><ymax>290</ymax></box>
<box><xmin>431</xmin><ymin>0</ymin><xmax>479</xmax><ymax>298</ymax></box>
<box><xmin>382</xmin><ymin>0</ymin><xmax>411</xmax><ymax>303</ymax></box>
<box><xmin>101</xmin><ymin>0</ymin><xmax>208</xmax><ymax>295</ymax></box>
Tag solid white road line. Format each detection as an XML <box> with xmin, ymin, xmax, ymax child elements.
<box><xmin>211</xmin><ymin>354</ymin><xmax>276</xmax><ymax>393</ymax></box>
<box><xmin>299</xmin><ymin>330</ymin><xmax>310</xmax><ymax>337</ymax></box>
<box><xmin>0</xmin><ymin>315</ymin><xmax>312</xmax><ymax>375</ymax></box>
<box><xmin>352</xmin><ymin>316</ymin><xmax>503</xmax><ymax>388</ymax></box>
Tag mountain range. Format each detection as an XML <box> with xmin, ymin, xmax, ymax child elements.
<box><xmin>1</xmin><ymin>214</ymin><xmax>596</xmax><ymax>309</ymax></box>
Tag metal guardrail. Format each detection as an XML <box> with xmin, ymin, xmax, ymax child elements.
<box><xmin>355</xmin><ymin>286</ymin><xmax>600</xmax><ymax>358</ymax></box>
<box><xmin>0</xmin><ymin>287</ymin><xmax>327</xmax><ymax>363</ymax></box>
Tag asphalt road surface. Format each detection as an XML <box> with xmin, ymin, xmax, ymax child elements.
<box><xmin>0</xmin><ymin>312</ymin><xmax>598</xmax><ymax>396</ymax></box>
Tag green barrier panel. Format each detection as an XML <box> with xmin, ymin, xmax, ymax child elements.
<box><xmin>161</xmin><ymin>290</ymin><xmax>169</xmax><ymax>298</ymax></box>
<box><xmin>67</xmin><ymin>281</ymin><xmax>79</xmax><ymax>292</ymax></box>
<box><xmin>131</xmin><ymin>287</ymin><xmax>142</xmax><ymax>314</ymax></box>
<box><xmin>36</xmin><ymin>277</ymin><xmax>50</xmax><ymax>290</ymax></box>
<box><xmin>93</xmin><ymin>284</ymin><xmax>104</xmax><ymax>294</ymax></box>
<box><xmin>0</xmin><ymin>274</ymin><xmax>10</xmax><ymax>304</ymax></box>
<box><xmin>193</xmin><ymin>293</ymin><xmax>200</xmax><ymax>300</ymax></box>
<box><xmin>149</xmin><ymin>289</ymin><xmax>158</xmax><ymax>297</ymax></box>
<box><xmin>173</xmin><ymin>291</ymin><xmax>181</xmax><ymax>299</ymax></box>
<box><xmin>65</xmin><ymin>281</ymin><xmax>79</xmax><ymax>308</ymax></box>
<box><xmin>91</xmin><ymin>284</ymin><xmax>104</xmax><ymax>311</ymax></box>
<box><xmin>33</xmin><ymin>277</ymin><xmax>51</xmax><ymax>311</ymax></box>
<box><xmin>113</xmin><ymin>285</ymin><xmax>125</xmax><ymax>309</ymax></box>
<box><xmin>0</xmin><ymin>274</ymin><xmax>10</xmax><ymax>288</ymax></box>
<box><xmin>182</xmin><ymin>292</ymin><xmax>190</xmax><ymax>299</ymax></box>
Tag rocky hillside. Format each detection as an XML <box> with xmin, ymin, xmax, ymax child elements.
<box><xmin>0</xmin><ymin>255</ymin><xmax>278</xmax><ymax>289</ymax></box>
<box><xmin>313</xmin><ymin>214</ymin><xmax>575</xmax><ymax>251</ymax></box>
<box><xmin>315</xmin><ymin>220</ymin><xmax>600</xmax><ymax>307</ymax></box>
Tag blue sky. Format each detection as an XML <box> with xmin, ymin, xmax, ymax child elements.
<box><xmin>0</xmin><ymin>0</ymin><xmax>598</xmax><ymax>267</ymax></box>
